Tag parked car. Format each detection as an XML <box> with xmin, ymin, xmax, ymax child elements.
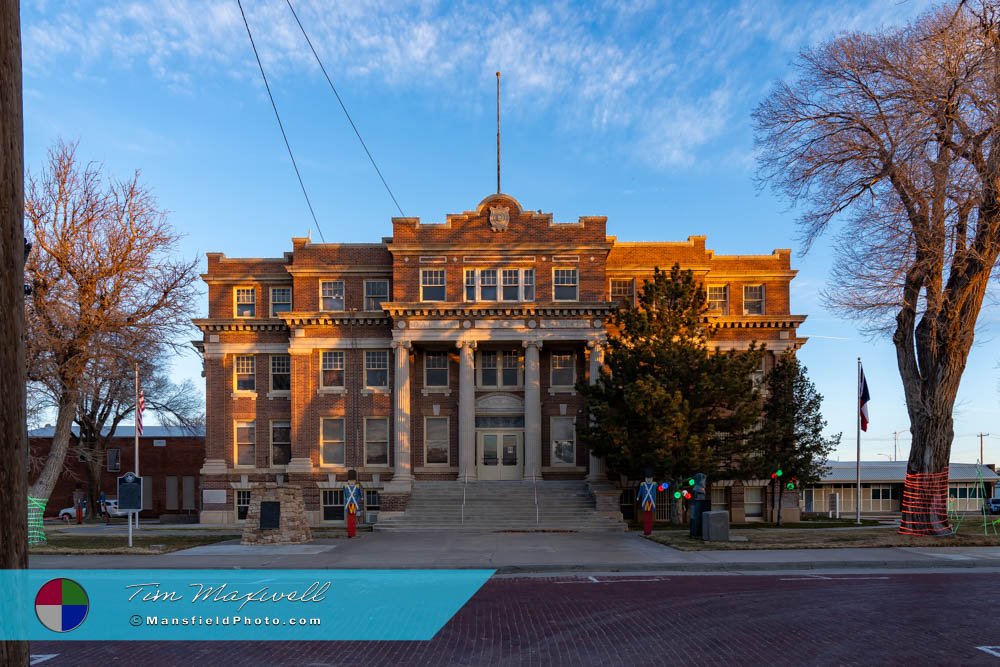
<box><xmin>57</xmin><ymin>505</ymin><xmax>86</xmax><ymax>521</ymax></box>
<box><xmin>987</xmin><ymin>498</ymin><xmax>1000</xmax><ymax>515</ymax></box>
<box><xmin>101</xmin><ymin>498</ymin><xmax>128</xmax><ymax>518</ymax></box>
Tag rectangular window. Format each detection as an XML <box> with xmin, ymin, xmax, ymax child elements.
<box><xmin>707</xmin><ymin>285</ymin><xmax>728</xmax><ymax>315</ymax></box>
<box><xmin>551</xmin><ymin>417</ymin><xmax>576</xmax><ymax>466</ymax></box>
<box><xmin>271</xmin><ymin>420</ymin><xmax>291</xmax><ymax>466</ymax></box>
<box><xmin>743</xmin><ymin>285</ymin><xmax>764</xmax><ymax>315</ymax></box>
<box><xmin>554</xmin><ymin>269</ymin><xmax>578</xmax><ymax>301</ymax></box>
<box><xmin>235</xmin><ymin>420</ymin><xmax>256</xmax><ymax>467</ymax></box>
<box><xmin>365</xmin><ymin>350</ymin><xmax>389</xmax><ymax>388</ymax></box>
<box><xmin>322</xmin><ymin>489</ymin><xmax>344</xmax><ymax>521</ymax></box>
<box><xmin>321</xmin><ymin>418</ymin><xmax>345</xmax><ymax>466</ymax></box>
<box><xmin>424</xmin><ymin>351</ymin><xmax>448</xmax><ymax>387</ymax></box>
<box><xmin>236</xmin><ymin>489</ymin><xmax>251</xmax><ymax>521</ymax></box>
<box><xmin>270</xmin><ymin>354</ymin><xmax>291</xmax><ymax>391</ymax></box>
<box><xmin>320</xmin><ymin>280</ymin><xmax>345</xmax><ymax>311</ymax></box>
<box><xmin>364</xmin><ymin>280</ymin><xmax>389</xmax><ymax>311</ymax></box>
<box><xmin>501</xmin><ymin>269</ymin><xmax>520</xmax><ymax>301</ymax></box>
<box><xmin>165</xmin><ymin>476</ymin><xmax>178</xmax><ymax>510</ymax></box>
<box><xmin>610</xmin><ymin>278</ymin><xmax>634</xmax><ymax>303</ymax></box>
<box><xmin>425</xmin><ymin>416</ymin><xmax>449</xmax><ymax>465</ymax></box>
<box><xmin>550</xmin><ymin>352</ymin><xmax>575</xmax><ymax>387</ymax></box>
<box><xmin>235</xmin><ymin>287</ymin><xmax>256</xmax><ymax>318</ymax></box>
<box><xmin>106</xmin><ymin>448</ymin><xmax>121</xmax><ymax>472</ymax></box>
<box><xmin>501</xmin><ymin>350</ymin><xmax>521</xmax><ymax>386</ymax></box>
<box><xmin>480</xmin><ymin>350</ymin><xmax>498</xmax><ymax>387</ymax></box>
<box><xmin>479</xmin><ymin>269</ymin><xmax>498</xmax><ymax>301</ymax></box>
<box><xmin>365</xmin><ymin>417</ymin><xmax>389</xmax><ymax>466</ymax></box>
<box><xmin>421</xmin><ymin>269</ymin><xmax>446</xmax><ymax>301</ymax></box>
<box><xmin>182</xmin><ymin>476</ymin><xmax>195</xmax><ymax>510</ymax></box>
<box><xmin>523</xmin><ymin>269</ymin><xmax>535</xmax><ymax>301</ymax></box>
<box><xmin>321</xmin><ymin>351</ymin><xmax>345</xmax><ymax>388</ymax></box>
<box><xmin>365</xmin><ymin>489</ymin><xmax>380</xmax><ymax>513</ymax></box>
<box><xmin>270</xmin><ymin>287</ymin><xmax>292</xmax><ymax>317</ymax></box>
<box><xmin>465</xmin><ymin>270</ymin><xmax>476</xmax><ymax>301</ymax></box>
<box><xmin>235</xmin><ymin>355</ymin><xmax>256</xmax><ymax>392</ymax></box>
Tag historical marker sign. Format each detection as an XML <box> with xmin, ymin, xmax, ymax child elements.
<box><xmin>118</xmin><ymin>472</ymin><xmax>143</xmax><ymax>511</ymax></box>
<box><xmin>259</xmin><ymin>501</ymin><xmax>281</xmax><ymax>530</ymax></box>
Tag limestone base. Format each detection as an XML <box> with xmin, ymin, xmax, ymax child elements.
<box><xmin>241</xmin><ymin>483</ymin><xmax>312</xmax><ymax>545</ymax></box>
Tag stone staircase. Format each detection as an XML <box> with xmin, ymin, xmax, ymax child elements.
<box><xmin>374</xmin><ymin>480</ymin><xmax>626</xmax><ymax>532</ymax></box>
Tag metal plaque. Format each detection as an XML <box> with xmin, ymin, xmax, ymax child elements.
<box><xmin>118</xmin><ymin>472</ymin><xmax>143</xmax><ymax>511</ymax></box>
<box><xmin>259</xmin><ymin>501</ymin><xmax>280</xmax><ymax>530</ymax></box>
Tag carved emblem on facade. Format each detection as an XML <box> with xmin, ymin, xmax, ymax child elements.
<box><xmin>488</xmin><ymin>205</ymin><xmax>510</xmax><ymax>232</ymax></box>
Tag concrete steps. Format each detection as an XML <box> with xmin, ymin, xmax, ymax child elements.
<box><xmin>375</xmin><ymin>481</ymin><xmax>626</xmax><ymax>532</ymax></box>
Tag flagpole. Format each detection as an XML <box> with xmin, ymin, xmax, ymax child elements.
<box><xmin>856</xmin><ymin>357</ymin><xmax>862</xmax><ymax>525</ymax></box>
<box><xmin>134</xmin><ymin>363</ymin><xmax>140</xmax><ymax>531</ymax></box>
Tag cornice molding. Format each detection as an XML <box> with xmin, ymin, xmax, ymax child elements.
<box><xmin>192</xmin><ymin>318</ymin><xmax>289</xmax><ymax>332</ymax></box>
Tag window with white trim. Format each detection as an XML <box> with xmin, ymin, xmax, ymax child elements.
<box><xmin>271</xmin><ymin>420</ymin><xmax>291</xmax><ymax>466</ymax></box>
<box><xmin>465</xmin><ymin>268</ymin><xmax>535</xmax><ymax>302</ymax></box>
<box><xmin>234</xmin><ymin>355</ymin><xmax>255</xmax><ymax>392</ymax></box>
<box><xmin>321</xmin><ymin>489</ymin><xmax>344</xmax><ymax>521</ymax></box>
<box><xmin>478</xmin><ymin>350</ymin><xmax>522</xmax><ymax>387</ymax></box>
<box><xmin>424</xmin><ymin>351</ymin><xmax>448</xmax><ymax>387</ymax></box>
<box><xmin>365</xmin><ymin>350</ymin><xmax>389</xmax><ymax>388</ymax></box>
<box><xmin>321</xmin><ymin>351</ymin><xmax>345</xmax><ymax>388</ymax></box>
<box><xmin>365</xmin><ymin>417</ymin><xmax>389</xmax><ymax>466</ymax></box>
<box><xmin>235</xmin><ymin>287</ymin><xmax>256</xmax><ymax>318</ymax></box>
<box><xmin>270</xmin><ymin>354</ymin><xmax>290</xmax><ymax>391</ymax></box>
<box><xmin>364</xmin><ymin>280</ymin><xmax>389</xmax><ymax>311</ymax></box>
<box><xmin>551</xmin><ymin>417</ymin><xmax>576</xmax><ymax>466</ymax></box>
<box><xmin>236</xmin><ymin>489</ymin><xmax>251</xmax><ymax>521</ymax></box>
<box><xmin>424</xmin><ymin>416</ymin><xmax>449</xmax><ymax>465</ymax></box>
<box><xmin>321</xmin><ymin>418</ymin><xmax>345</xmax><ymax>466</ymax></box>
<box><xmin>270</xmin><ymin>287</ymin><xmax>291</xmax><ymax>317</ymax></box>
<box><xmin>553</xmin><ymin>268</ymin><xmax>578</xmax><ymax>301</ymax></box>
<box><xmin>610</xmin><ymin>278</ymin><xmax>634</xmax><ymax>304</ymax></box>
<box><xmin>235</xmin><ymin>420</ymin><xmax>256</xmax><ymax>467</ymax></box>
<box><xmin>550</xmin><ymin>351</ymin><xmax>575</xmax><ymax>387</ymax></box>
<box><xmin>421</xmin><ymin>269</ymin><xmax>446</xmax><ymax>301</ymax></box>
<box><xmin>320</xmin><ymin>280</ymin><xmax>345</xmax><ymax>311</ymax></box>
<box><xmin>707</xmin><ymin>285</ymin><xmax>728</xmax><ymax>315</ymax></box>
<box><xmin>743</xmin><ymin>285</ymin><xmax>764</xmax><ymax>315</ymax></box>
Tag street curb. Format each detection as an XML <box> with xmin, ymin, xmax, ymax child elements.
<box><xmin>493</xmin><ymin>559</ymin><xmax>992</xmax><ymax>575</ymax></box>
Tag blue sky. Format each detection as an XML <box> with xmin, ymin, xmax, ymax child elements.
<box><xmin>21</xmin><ymin>0</ymin><xmax>1000</xmax><ymax>464</ymax></box>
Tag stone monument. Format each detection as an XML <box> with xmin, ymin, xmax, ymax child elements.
<box><xmin>240</xmin><ymin>483</ymin><xmax>312</xmax><ymax>545</ymax></box>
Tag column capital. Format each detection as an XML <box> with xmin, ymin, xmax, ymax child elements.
<box><xmin>457</xmin><ymin>340</ymin><xmax>477</xmax><ymax>350</ymax></box>
<box><xmin>522</xmin><ymin>339</ymin><xmax>543</xmax><ymax>350</ymax></box>
<box><xmin>393</xmin><ymin>339</ymin><xmax>412</xmax><ymax>350</ymax></box>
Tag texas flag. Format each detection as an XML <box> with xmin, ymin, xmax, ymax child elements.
<box><xmin>859</xmin><ymin>365</ymin><xmax>871</xmax><ymax>432</ymax></box>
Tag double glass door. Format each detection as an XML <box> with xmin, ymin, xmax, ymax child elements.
<box><xmin>476</xmin><ymin>431</ymin><xmax>523</xmax><ymax>480</ymax></box>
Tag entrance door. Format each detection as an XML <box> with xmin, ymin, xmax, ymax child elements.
<box><xmin>477</xmin><ymin>431</ymin><xmax>522</xmax><ymax>480</ymax></box>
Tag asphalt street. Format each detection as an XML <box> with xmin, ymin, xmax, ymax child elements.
<box><xmin>28</xmin><ymin>572</ymin><xmax>1000</xmax><ymax>666</ymax></box>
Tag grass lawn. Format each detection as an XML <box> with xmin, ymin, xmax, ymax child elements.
<box><xmin>647</xmin><ymin>516</ymin><xmax>1000</xmax><ymax>550</ymax></box>
<box><xmin>29</xmin><ymin>532</ymin><xmax>240</xmax><ymax>555</ymax></box>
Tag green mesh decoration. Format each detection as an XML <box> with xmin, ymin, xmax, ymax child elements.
<box><xmin>975</xmin><ymin>464</ymin><xmax>999</xmax><ymax>537</ymax></box>
<box><xmin>27</xmin><ymin>496</ymin><xmax>47</xmax><ymax>546</ymax></box>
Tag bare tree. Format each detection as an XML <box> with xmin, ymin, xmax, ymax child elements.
<box><xmin>73</xmin><ymin>340</ymin><xmax>203</xmax><ymax>516</ymax></box>
<box><xmin>0</xmin><ymin>0</ymin><xmax>28</xmax><ymax>663</ymax></box>
<box><xmin>24</xmin><ymin>140</ymin><xmax>199</xmax><ymax>506</ymax></box>
<box><xmin>754</xmin><ymin>1</ymin><xmax>1000</xmax><ymax>535</ymax></box>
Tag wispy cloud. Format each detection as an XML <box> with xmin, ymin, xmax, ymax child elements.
<box><xmin>22</xmin><ymin>0</ymin><xmax>936</xmax><ymax>166</ymax></box>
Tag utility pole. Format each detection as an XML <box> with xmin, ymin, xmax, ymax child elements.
<box><xmin>892</xmin><ymin>430</ymin><xmax>906</xmax><ymax>462</ymax></box>
<box><xmin>0</xmin><ymin>0</ymin><xmax>29</xmax><ymax>664</ymax></box>
<box><xmin>979</xmin><ymin>433</ymin><xmax>990</xmax><ymax>465</ymax></box>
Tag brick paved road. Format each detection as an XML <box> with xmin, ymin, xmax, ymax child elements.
<box><xmin>30</xmin><ymin>573</ymin><xmax>999</xmax><ymax>666</ymax></box>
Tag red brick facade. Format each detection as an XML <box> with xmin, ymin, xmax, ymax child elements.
<box><xmin>194</xmin><ymin>193</ymin><xmax>807</xmax><ymax>525</ymax></box>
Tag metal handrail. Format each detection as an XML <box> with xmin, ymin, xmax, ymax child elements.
<box><xmin>534</xmin><ymin>477</ymin><xmax>539</xmax><ymax>525</ymax></box>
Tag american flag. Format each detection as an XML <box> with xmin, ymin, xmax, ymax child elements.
<box><xmin>859</xmin><ymin>366</ymin><xmax>870</xmax><ymax>432</ymax></box>
<box><xmin>137</xmin><ymin>388</ymin><xmax>145</xmax><ymax>436</ymax></box>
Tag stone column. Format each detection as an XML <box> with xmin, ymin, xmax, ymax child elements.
<box><xmin>392</xmin><ymin>340</ymin><xmax>412</xmax><ymax>485</ymax></box>
<box><xmin>523</xmin><ymin>340</ymin><xmax>542</xmax><ymax>481</ymax></box>
<box><xmin>586</xmin><ymin>340</ymin><xmax>607</xmax><ymax>482</ymax></box>
<box><xmin>458</xmin><ymin>340</ymin><xmax>477</xmax><ymax>481</ymax></box>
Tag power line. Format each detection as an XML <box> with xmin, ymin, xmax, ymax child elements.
<box><xmin>285</xmin><ymin>0</ymin><xmax>406</xmax><ymax>218</ymax></box>
<box><xmin>237</xmin><ymin>0</ymin><xmax>326</xmax><ymax>242</ymax></box>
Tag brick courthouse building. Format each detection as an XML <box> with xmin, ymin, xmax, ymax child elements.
<box><xmin>194</xmin><ymin>193</ymin><xmax>807</xmax><ymax>526</ymax></box>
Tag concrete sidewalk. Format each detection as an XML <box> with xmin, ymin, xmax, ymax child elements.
<box><xmin>28</xmin><ymin>529</ymin><xmax>1000</xmax><ymax>573</ymax></box>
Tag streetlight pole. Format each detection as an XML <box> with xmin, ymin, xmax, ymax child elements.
<box><xmin>979</xmin><ymin>433</ymin><xmax>990</xmax><ymax>465</ymax></box>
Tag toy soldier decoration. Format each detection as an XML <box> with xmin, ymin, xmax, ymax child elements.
<box><xmin>637</xmin><ymin>468</ymin><xmax>657</xmax><ymax>536</ymax></box>
<box><xmin>344</xmin><ymin>469</ymin><xmax>363</xmax><ymax>538</ymax></box>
